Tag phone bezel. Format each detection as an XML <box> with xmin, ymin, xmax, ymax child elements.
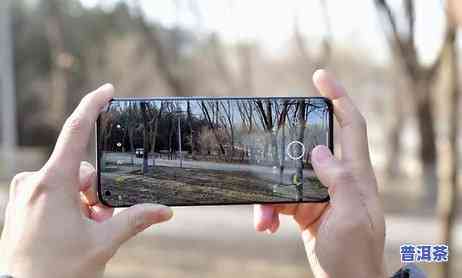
<box><xmin>96</xmin><ymin>96</ymin><xmax>334</xmax><ymax>207</ymax></box>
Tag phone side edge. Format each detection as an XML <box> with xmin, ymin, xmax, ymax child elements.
<box><xmin>95</xmin><ymin>114</ymin><xmax>116</xmax><ymax>208</ymax></box>
<box><xmin>325</xmin><ymin>97</ymin><xmax>333</xmax><ymax>202</ymax></box>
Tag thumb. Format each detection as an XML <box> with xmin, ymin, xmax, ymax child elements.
<box><xmin>311</xmin><ymin>145</ymin><xmax>357</xmax><ymax>205</ymax></box>
<box><xmin>102</xmin><ymin>204</ymin><xmax>173</xmax><ymax>250</ymax></box>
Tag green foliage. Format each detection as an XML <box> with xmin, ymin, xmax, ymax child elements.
<box><xmin>115</xmin><ymin>176</ymin><xmax>126</xmax><ymax>186</ymax></box>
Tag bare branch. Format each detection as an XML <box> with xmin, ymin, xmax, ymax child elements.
<box><xmin>375</xmin><ymin>0</ymin><xmax>419</xmax><ymax>79</ymax></box>
<box><xmin>133</xmin><ymin>2</ymin><xmax>186</xmax><ymax>96</ymax></box>
<box><xmin>318</xmin><ymin>0</ymin><xmax>332</xmax><ymax>67</ymax></box>
<box><xmin>292</xmin><ymin>0</ymin><xmax>332</xmax><ymax>72</ymax></box>
<box><xmin>293</xmin><ymin>15</ymin><xmax>313</xmax><ymax>70</ymax></box>
<box><xmin>427</xmin><ymin>22</ymin><xmax>457</xmax><ymax>78</ymax></box>
<box><xmin>404</xmin><ymin>0</ymin><xmax>415</xmax><ymax>49</ymax></box>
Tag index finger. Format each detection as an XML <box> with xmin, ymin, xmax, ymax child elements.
<box><xmin>45</xmin><ymin>84</ymin><xmax>114</xmax><ymax>175</ymax></box>
<box><xmin>312</xmin><ymin>70</ymin><xmax>371</xmax><ymax>167</ymax></box>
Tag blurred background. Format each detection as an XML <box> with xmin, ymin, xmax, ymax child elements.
<box><xmin>0</xmin><ymin>0</ymin><xmax>461</xmax><ymax>277</ymax></box>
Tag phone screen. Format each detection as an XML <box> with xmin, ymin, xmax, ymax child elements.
<box><xmin>97</xmin><ymin>97</ymin><xmax>333</xmax><ymax>207</ymax></box>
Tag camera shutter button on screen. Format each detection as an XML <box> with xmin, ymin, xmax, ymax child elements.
<box><xmin>287</xmin><ymin>141</ymin><xmax>305</xmax><ymax>160</ymax></box>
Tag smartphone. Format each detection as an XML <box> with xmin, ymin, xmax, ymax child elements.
<box><xmin>96</xmin><ymin>97</ymin><xmax>333</xmax><ymax>207</ymax></box>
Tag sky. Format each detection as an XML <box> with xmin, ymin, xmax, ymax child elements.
<box><xmin>80</xmin><ymin>0</ymin><xmax>448</xmax><ymax>66</ymax></box>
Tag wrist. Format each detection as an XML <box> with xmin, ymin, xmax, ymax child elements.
<box><xmin>304</xmin><ymin>239</ymin><xmax>388</xmax><ymax>278</ymax></box>
<box><xmin>2</xmin><ymin>259</ymin><xmax>105</xmax><ymax>278</ymax></box>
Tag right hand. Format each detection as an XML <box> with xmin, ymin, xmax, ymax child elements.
<box><xmin>254</xmin><ymin>70</ymin><xmax>386</xmax><ymax>278</ymax></box>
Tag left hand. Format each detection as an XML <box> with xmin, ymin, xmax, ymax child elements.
<box><xmin>0</xmin><ymin>84</ymin><xmax>173</xmax><ymax>278</ymax></box>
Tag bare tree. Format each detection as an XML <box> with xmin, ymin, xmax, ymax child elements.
<box><xmin>99</xmin><ymin>108</ymin><xmax>115</xmax><ymax>170</ymax></box>
<box><xmin>376</xmin><ymin>0</ymin><xmax>452</xmax><ymax>206</ymax></box>
<box><xmin>126</xmin><ymin>103</ymin><xmax>139</xmax><ymax>165</ymax></box>
<box><xmin>377</xmin><ymin>1</ymin><xmax>460</xmax><ymax>276</ymax></box>
<box><xmin>436</xmin><ymin>9</ymin><xmax>459</xmax><ymax>278</ymax></box>
<box><xmin>149</xmin><ymin>102</ymin><xmax>164</xmax><ymax>158</ymax></box>
<box><xmin>290</xmin><ymin>1</ymin><xmax>332</xmax><ymax>195</ymax></box>
<box><xmin>45</xmin><ymin>0</ymin><xmax>73</xmax><ymax>128</ymax></box>
<box><xmin>200</xmin><ymin>101</ymin><xmax>226</xmax><ymax>156</ymax></box>
<box><xmin>255</xmin><ymin>100</ymin><xmax>279</xmax><ymax>163</ymax></box>
<box><xmin>210</xmin><ymin>35</ymin><xmax>239</xmax><ymax>95</ymax></box>
<box><xmin>140</xmin><ymin>102</ymin><xmax>150</xmax><ymax>174</ymax></box>
<box><xmin>134</xmin><ymin>2</ymin><xmax>188</xmax><ymax>97</ymax></box>
<box><xmin>294</xmin><ymin>100</ymin><xmax>307</xmax><ymax>201</ymax></box>
<box><xmin>218</xmin><ymin>100</ymin><xmax>235</xmax><ymax>159</ymax></box>
<box><xmin>236</xmin><ymin>100</ymin><xmax>256</xmax><ymax>161</ymax></box>
<box><xmin>0</xmin><ymin>0</ymin><xmax>17</xmax><ymax>178</ymax></box>
<box><xmin>276</xmin><ymin>100</ymin><xmax>290</xmax><ymax>184</ymax></box>
<box><xmin>186</xmin><ymin>101</ymin><xmax>196</xmax><ymax>159</ymax></box>
<box><xmin>293</xmin><ymin>0</ymin><xmax>332</xmax><ymax>83</ymax></box>
<box><xmin>386</xmin><ymin>80</ymin><xmax>405</xmax><ymax>177</ymax></box>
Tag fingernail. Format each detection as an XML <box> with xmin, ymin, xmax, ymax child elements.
<box><xmin>312</xmin><ymin>69</ymin><xmax>324</xmax><ymax>82</ymax></box>
<box><xmin>99</xmin><ymin>83</ymin><xmax>114</xmax><ymax>91</ymax></box>
<box><xmin>312</xmin><ymin>145</ymin><xmax>331</xmax><ymax>164</ymax></box>
<box><xmin>81</xmin><ymin>162</ymin><xmax>94</xmax><ymax>175</ymax></box>
<box><xmin>80</xmin><ymin>163</ymin><xmax>95</xmax><ymax>187</ymax></box>
<box><xmin>157</xmin><ymin>206</ymin><xmax>173</xmax><ymax>221</ymax></box>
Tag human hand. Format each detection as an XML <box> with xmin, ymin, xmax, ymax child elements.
<box><xmin>254</xmin><ymin>70</ymin><xmax>386</xmax><ymax>278</ymax></box>
<box><xmin>0</xmin><ymin>84</ymin><xmax>173</xmax><ymax>278</ymax></box>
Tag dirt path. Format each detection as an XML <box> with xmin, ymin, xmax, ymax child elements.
<box><xmin>101</xmin><ymin>166</ymin><xmax>327</xmax><ymax>206</ymax></box>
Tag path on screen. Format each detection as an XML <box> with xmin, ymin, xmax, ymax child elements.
<box><xmin>102</xmin><ymin>153</ymin><xmax>327</xmax><ymax>205</ymax></box>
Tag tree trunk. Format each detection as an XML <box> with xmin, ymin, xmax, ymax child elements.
<box><xmin>376</xmin><ymin>0</ymin><xmax>444</xmax><ymax>209</ymax></box>
<box><xmin>278</xmin><ymin>102</ymin><xmax>290</xmax><ymax>184</ymax></box>
<box><xmin>0</xmin><ymin>0</ymin><xmax>17</xmax><ymax>178</ymax></box>
<box><xmin>128</xmin><ymin>127</ymin><xmax>135</xmax><ymax>165</ymax></box>
<box><xmin>295</xmin><ymin>100</ymin><xmax>307</xmax><ymax>201</ymax></box>
<box><xmin>136</xmin><ymin>9</ymin><xmax>186</xmax><ymax>96</ymax></box>
<box><xmin>263</xmin><ymin>138</ymin><xmax>269</xmax><ymax>161</ymax></box>
<box><xmin>45</xmin><ymin>0</ymin><xmax>71</xmax><ymax>128</ymax></box>
<box><xmin>271</xmin><ymin>132</ymin><xmax>278</xmax><ymax>165</ymax></box>
<box><xmin>187</xmin><ymin>101</ymin><xmax>195</xmax><ymax>159</ymax></box>
<box><xmin>279</xmin><ymin>116</ymin><xmax>287</xmax><ymax>184</ymax></box>
<box><xmin>386</xmin><ymin>94</ymin><xmax>404</xmax><ymax>178</ymax></box>
<box><xmin>143</xmin><ymin>128</ymin><xmax>149</xmax><ymax>174</ymax></box>
<box><xmin>200</xmin><ymin>101</ymin><xmax>226</xmax><ymax>156</ymax></box>
<box><xmin>437</xmin><ymin>26</ymin><xmax>459</xmax><ymax>278</ymax></box>
<box><xmin>140</xmin><ymin>103</ymin><xmax>149</xmax><ymax>174</ymax></box>
<box><xmin>150</xmin><ymin>103</ymin><xmax>164</xmax><ymax>166</ymax></box>
<box><xmin>414</xmin><ymin>81</ymin><xmax>438</xmax><ymax>207</ymax></box>
<box><xmin>249</xmin><ymin>103</ymin><xmax>255</xmax><ymax>162</ymax></box>
<box><xmin>168</xmin><ymin>116</ymin><xmax>174</xmax><ymax>160</ymax></box>
<box><xmin>239</xmin><ymin>48</ymin><xmax>256</xmax><ymax>163</ymax></box>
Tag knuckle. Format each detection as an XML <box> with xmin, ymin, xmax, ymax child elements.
<box><xmin>30</xmin><ymin>169</ymin><xmax>57</xmax><ymax>194</ymax></box>
<box><xmin>9</xmin><ymin>171</ymin><xmax>54</xmax><ymax>204</ymax></box>
<box><xmin>11</xmin><ymin>172</ymin><xmax>31</xmax><ymax>187</ymax></box>
<box><xmin>81</xmin><ymin>93</ymin><xmax>93</xmax><ymax>105</ymax></box>
<box><xmin>331</xmin><ymin>167</ymin><xmax>356</xmax><ymax>186</ymax></box>
<box><xmin>9</xmin><ymin>172</ymin><xmax>33</xmax><ymax>195</ymax></box>
<box><xmin>128</xmin><ymin>207</ymin><xmax>148</xmax><ymax>233</ymax></box>
<box><xmin>81</xmin><ymin>161</ymin><xmax>96</xmax><ymax>173</ymax></box>
<box><xmin>64</xmin><ymin>114</ymin><xmax>89</xmax><ymax>134</ymax></box>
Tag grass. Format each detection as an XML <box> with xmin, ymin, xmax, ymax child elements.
<box><xmin>115</xmin><ymin>176</ymin><xmax>127</xmax><ymax>186</ymax></box>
